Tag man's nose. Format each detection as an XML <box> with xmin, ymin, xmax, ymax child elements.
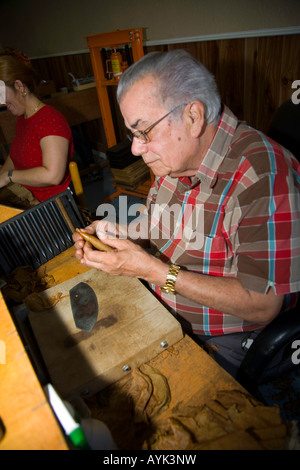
<box><xmin>131</xmin><ymin>138</ymin><xmax>147</xmax><ymax>157</ymax></box>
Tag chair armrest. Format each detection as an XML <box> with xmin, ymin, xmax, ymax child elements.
<box><xmin>236</xmin><ymin>301</ymin><xmax>300</xmax><ymax>396</ymax></box>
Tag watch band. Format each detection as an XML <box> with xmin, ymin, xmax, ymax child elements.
<box><xmin>160</xmin><ymin>264</ymin><xmax>181</xmax><ymax>295</ymax></box>
<box><xmin>7</xmin><ymin>169</ymin><xmax>13</xmax><ymax>183</ymax></box>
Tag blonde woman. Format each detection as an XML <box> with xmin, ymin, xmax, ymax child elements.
<box><xmin>0</xmin><ymin>49</ymin><xmax>73</xmax><ymax>205</ymax></box>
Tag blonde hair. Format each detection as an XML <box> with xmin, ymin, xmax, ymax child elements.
<box><xmin>0</xmin><ymin>48</ymin><xmax>37</xmax><ymax>92</ymax></box>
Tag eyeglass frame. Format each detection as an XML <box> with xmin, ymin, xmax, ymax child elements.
<box><xmin>126</xmin><ymin>103</ymin><xmax>187</xmax><ymax>144</ymax></box>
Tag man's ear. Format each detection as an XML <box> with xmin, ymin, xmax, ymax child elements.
<box><xmin>186</xmin><ymin>101</ymin><xmax>205</xmax><ymax>137</ymax></box>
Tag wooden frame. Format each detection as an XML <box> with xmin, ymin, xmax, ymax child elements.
<box><xmin>86</xmin><ymin>28</ymin><xmax>144</xmax><ymax>148</ymax></box>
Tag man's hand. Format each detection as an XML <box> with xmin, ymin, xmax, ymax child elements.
<box><xmin>72</xmin><ymin>220</ymin><xmax>163</xmax><ymax>281</ymax></box>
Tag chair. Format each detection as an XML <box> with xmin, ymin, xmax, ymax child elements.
<box><xmin>236</xmin><ymin>297</ymin><xmax>300</xmax><ymax>399</ymax></box>
<box><xmin>268</xmin><ymin>99</ymin><xmax>300</xmax><ymax>162</ymax></box>
<box><xmin>69</xmin><ymin>161</ymin><xmax>88</xmax><ymax>209</ymax></box>
<box><xmin>236</xmin><ymin>99</ymin><xmax>300</xmax><ymax>400</ymax></box>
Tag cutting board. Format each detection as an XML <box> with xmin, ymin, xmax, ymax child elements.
<box><xmin>28</xmin><ymin>270</ymin><xmax>183</xmax><ymax>398</ymax></box>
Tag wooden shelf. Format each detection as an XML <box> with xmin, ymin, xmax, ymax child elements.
<box><xmin>86</xmin><ymin>28</ymin><xmax>144</xmax><ymax>149</ymax></box>
<box><xmin>100</xmin><ymin>79</ymin><xmax>120</xmax><ymax>86</ymax></box>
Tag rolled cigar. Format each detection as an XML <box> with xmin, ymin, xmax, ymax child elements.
<box><xmin>75</xmin><ymin>228</ymin><xmax>114</xmax><ymax>252</ymax></box>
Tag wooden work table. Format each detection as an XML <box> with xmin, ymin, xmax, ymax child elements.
<box><xmin>0</xmin><ymin>205</ymin><xmax>67</xmax><ymax>449</ymax></box>
<box><xmin>0</xmin><ymin>206</ymin><xmax>288</xmax><ymax>450</ymax></box>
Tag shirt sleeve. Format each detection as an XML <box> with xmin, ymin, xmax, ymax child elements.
<box><xmin>37</xmin><ymin>106</ymin><xmax>72</xmax><ymax>141</ymax></box>
<box><xmin>234</xmin><ymin>167</ymin><xmax>300</xmax><ymax>295</ymax></box>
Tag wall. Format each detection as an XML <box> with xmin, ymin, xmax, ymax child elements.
<box><xmin>29</xmin><ymin>33</ymin><xmax>300</xmax><ymax>139</ymax></box>
<box><xmin>1</xmin><ymin>0</ymin><xmax>299</xmax><ymax>151</ymax></box>
<box><xmin>0</xmin><ymin>0</ymin><xmax>300</xmax><ymax>57</ymax></box>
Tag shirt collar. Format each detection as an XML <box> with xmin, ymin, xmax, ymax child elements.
<box><xmin>191</xmin><ymin>105</ymin><xmax>238</xmax><ymax>188</ymax></box>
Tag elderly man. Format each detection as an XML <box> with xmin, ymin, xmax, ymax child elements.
<box><xmin>73</xmin><ymin>50</ymin><xmax>300</xmax><ymax>377</ymax></box>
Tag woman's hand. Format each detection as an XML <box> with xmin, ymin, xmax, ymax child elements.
<box><xmin>0</xmin><ymin>171</ymin><xmax>9</xmax><ymax>188</ymax></box>
<box><xmin>0</xmin><ymin>156</ymin><xmax>14</xmax><ymax>188</ymax></box>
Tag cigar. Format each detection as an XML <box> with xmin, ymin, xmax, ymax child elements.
<box><xmin>75</xmin><ymin>228</ymin><xmax>114</xmax><ymax>252</ymax></box>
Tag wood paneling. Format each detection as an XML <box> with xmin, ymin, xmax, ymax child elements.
<box><xmin>32</xmin><ymin>53</ymin><xmax>94</xmax><ymax>90</ymax></box>
<box><xmin>28</xmin><ymin>33</ymin><xmax>300</xmax><ymax>138</ymax></box>
<box><xmin>145</xmin><ymin>34</ymin><xmax>300</xmax><ymax>133</ymax></box>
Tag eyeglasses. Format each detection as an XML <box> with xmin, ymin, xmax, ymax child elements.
<box><xmin>127</xmin><ymin>103</ymin><xmax>186</xmax><ymax>144</ymax></box>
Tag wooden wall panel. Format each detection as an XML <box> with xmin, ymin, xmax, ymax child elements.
<box><xmin>244</xmin><ymin>36</ymin><xmax>284</xmax><ymax>132</ymax></box>
<box><xmin>243</xmin><ymin>34</ymin><xmax>300</xmax><ymax>132</ymax></box>
<box><xmin>145</xmin><ymin>39</ymin><xmax>246</xmax><ymax>119</ymax></box>
<box><xmin>209</xmin><ymin>38</ymin><xmax>245</xmax><ymax>120</ymax></box>
<box><xmin>32</xmin><ymin>53</ymin><xmax>94</xmax><ymax>90</ymax></box>
<box><xmin>280</xmin><ymin>34</ymin><xmax>300</xmax><ymax>103</ymax></box>
<box><xmin>30</xmin><ymin>33</ymin><xmax>300</xmax><ymax>146</ymax></box>
<box><xmin>145</xmin><ymin>34</ymin><xmax>300</xmax><ymax>133</ymax></box>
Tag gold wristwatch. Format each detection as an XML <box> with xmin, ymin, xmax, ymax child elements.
<box><xmin>160</xmin><ymin>264</ymin><xmax>181</xmax><ymax>295</ymax></box>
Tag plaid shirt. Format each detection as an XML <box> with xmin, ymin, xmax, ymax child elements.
<box><xmin>147</xmin><ymin>105</ymin><xmax>300</xmax><ymax>336</ymax></box>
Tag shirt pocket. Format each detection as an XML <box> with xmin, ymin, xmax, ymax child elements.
<box><xmin>200</xmin><ymin>234</ymin><xmax>232</xmax><ymax>272</ymax></box>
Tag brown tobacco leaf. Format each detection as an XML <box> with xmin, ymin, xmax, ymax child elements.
<box><xmin>139</xmin><ymin>363</ymin><xmax>171</xmax><ymax>418</ymax></box>
<box><xmin>144</xmin><ymin>389</ymin><xmax>287</xmax><ymax>450</ymax></box>
<box><xmin>24</xmin><ymin>292</ymin><xmax>63</xmax><ymax>312</ymax></box>
<box><xmin>121</xmin><ymin>364</ymin><xmax>171</xmax><ymax>423</ymax></box>
<box><xmin>1</xmin><ymin>265</ymin><xmax>56</xmax><ymax>303</ymax></box>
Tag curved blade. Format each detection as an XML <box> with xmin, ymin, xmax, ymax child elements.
<box><xmin>69</xmin><ymin>282</ymin><xmax>98</xmax><ymax>332</ymax></box>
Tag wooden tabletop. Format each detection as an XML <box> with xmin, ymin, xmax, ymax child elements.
<box><xmin>0</xmin><ymin>205</ymin><xmax>288</xmax><ymax>449</ymax></box>
<box><xmin>0</xmin><ymin>205</ymin><xmax>69</xmax><ymax>449</ymax></box>
<box><xmin>0</xmin><ymin>289</ymin><xmax>67</xmax><ymax>449</ymax></box>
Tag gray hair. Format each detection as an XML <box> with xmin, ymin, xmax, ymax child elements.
<box><xmin>117</xmin><ymin>49</ymin><xmax>221</xmax><ymax>125</ymax></box>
